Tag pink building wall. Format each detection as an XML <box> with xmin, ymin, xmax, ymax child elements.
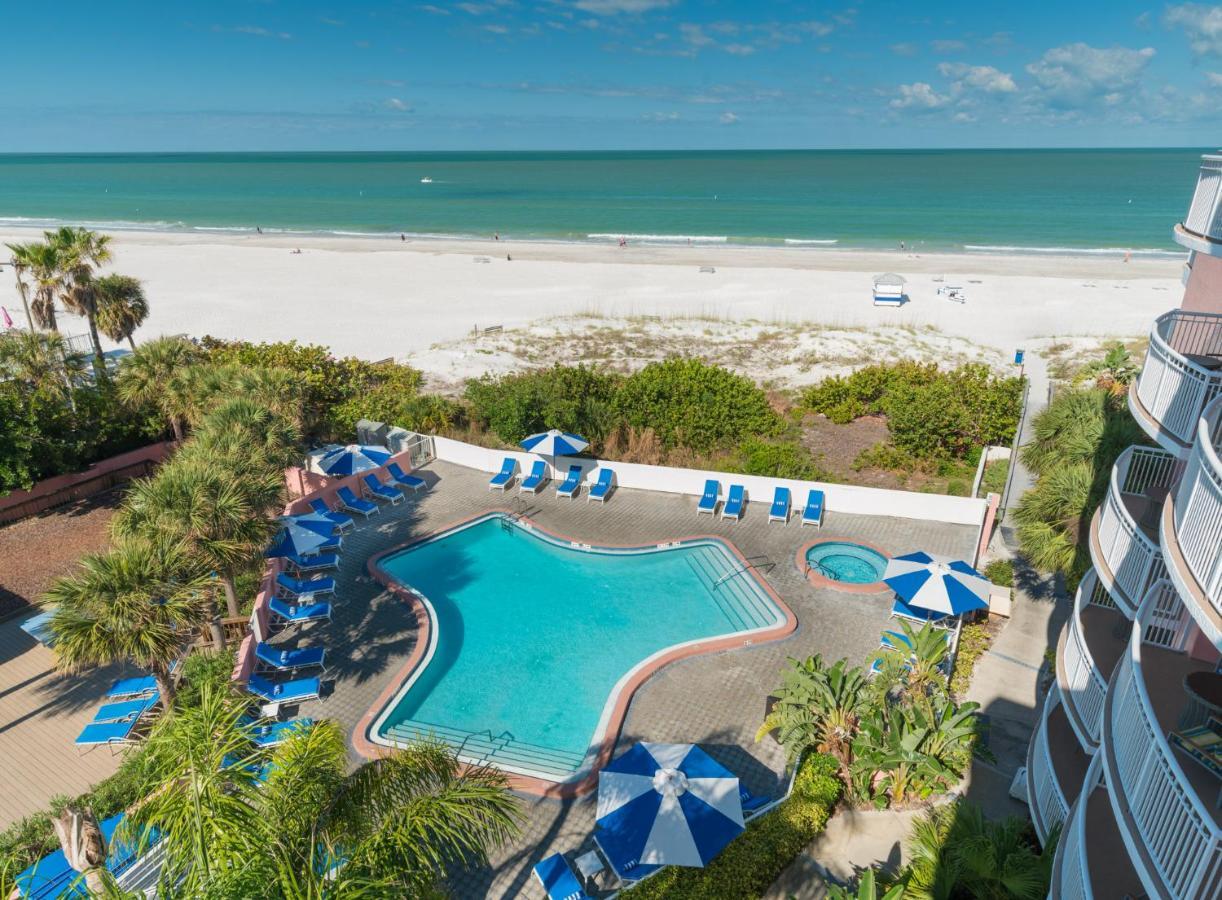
<box><xmin>1181</xmin><ymin>251</ymin><xmax>1222</xmax><ymax>315</ymax></box>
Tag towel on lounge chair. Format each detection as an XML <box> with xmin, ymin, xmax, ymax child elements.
<box><xmin>336</xmin><ymin>486</ymin><xmax>379</xmax><ymax>518</ymax></box>
<box><xmin>255</xmin><ymin>642</ymin><xmax>326</xmax><ymax>672</ymax></box>
<box><xmin>489</xmin><ymin>457</ymin><xmax>517</xmax><ymax>491</ymax></box>
<box><xmin>268</xmin><ymin>596</ymin><xmax>333</xmax><ymax>624</ymax></box>
<box><xmin>556</xmin><ymin>464</ymin><xmax>582</xmax><ymax>498</ymax></box>
<box><xmin>386</xmin><ymin>462</ymin><xmax>427</xmax><ymax>492</ymax></box>
<box><xmin>769</xmin><ymin>487</ymin><xmax>790</xmax><ymax>523</ymax></box>
<box><xmin>721</xmin><ymin>484</ymin><xmax>746</xmax><ymax>520</ymax></box>
<box><xmin>308</xmin><ymin>497</ymin><xmax>355</xmax><ymax>531</ymax></box>
<box><xmin>697</xmin><ymin>479</ymin><xmax>720</xmax><ymax>515</ymax></box>
<box><xmin>801</xmin><ymin>489</ymin><xmax>825</xmax><ymax>527</ymax></box>
<box><xmin>588</xmin><ymin>468</ymin><xmax>614</xmax><ymax>502</ymax></box>
<box><xmin>361</xmin><ymin>473</ymin><xmax>404</xmax><ymax>504</ymax></box>
<box><xmin>246</xmin><ymin>674</ymin><xmax>322</xmax><ymax>704</ymax></box>
<box><xmin>520</xmin><ymin>460</ymin><xmax>548</xmax><ymax>493</ymax></box>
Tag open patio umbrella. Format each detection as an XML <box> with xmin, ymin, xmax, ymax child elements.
<box><xmin>519</xmin><ymin>429</ymin><xmax>589</xmax><ymax>457</ymax></box>
<box><xmin>318</xmin><ymin>444</ymin><xmax>391</xmax><ymax>477</ymax></box>
<box><xmin>265</xmin><ymin>517</ymin><xmax>335</xmax><ymax>559</ymax></box>
<box><xmin>883</xmin><ymin>551</ymin><xmax>990</xmax><ymax>616</ymax></box>
<box><xmin>596</xmin><ymin>743</ymin><xmax>744</xmax><ymax>873</ymax></box>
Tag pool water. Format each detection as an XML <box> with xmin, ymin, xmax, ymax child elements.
<box><xmin>372</xmin><ymin>514</ymin><xmax>784</xmax><ymax>779</ymax></box>
<box><xmin>805</xmin><ymin>542</ymin><xmax>888</xmax><ymax>584</ymax></box>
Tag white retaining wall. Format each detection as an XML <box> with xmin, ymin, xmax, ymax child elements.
<box><xmin>432</xmin><ymin>436</ymin><xmax>988</xmax><ymax>527</ymax></box>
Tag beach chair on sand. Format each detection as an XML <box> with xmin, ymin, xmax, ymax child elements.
<box><xmin>769</xmin><ymin>487</ymin><xmax>790</xmax><ymax>523</ymax></box>
<box><xmin>488</xmin><ymin>458</ymin><xmax>517</xmax><ymax>491</ymax></box>
<box><xmin>588</xmin><ymin>468</ymin><xmax>614</xmax><ymax>503</ymax></box>
<box><xmin>308</xmin><ymin>497</ymin><xmax>355</xmax><ymax>532</ymax></box>
<box><xmin>556</xmin><ymin>465</ymin><xmax>582</xmax><ymax>499</ymax></box>
<box><xmin>520</xmin><ymin>460</ymin><xmax>549</xmax><ymax>494</ymax></box>
<box><xmin>386</xmin><ymin>462</ymin><xmax>428</xmax><ymax>492</ymax></box>
<box><xmin>336</xmin><ymin>486</ymin><xmax>379</xmax><ymax>518</ymax></box>
<box><xmin>532</xmin><ymin>853</ymin><xmax>593</xmax><ymax>900</ymax></box>
<box><xmin>801</xmin><ymin>489</ymin><xmax>825</xmax><ymax>527</ymax></box>
<box><xmin>362</xmin><ymin>473</ymin><xmax>404</xmax><ymax>505</ymax></box>
<box><xmin>697</xmin><ymin>479</ymin><xmax>720</xmax><ymax>516</ymax></box>
<box><xmin>721</xmin><ymin>484</ymin><xmax>746</xmax><ymax>520</ymax></box>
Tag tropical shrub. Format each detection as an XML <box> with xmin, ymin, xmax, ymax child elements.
<box><xmin>464</xmin><ymin>364</ymin><xmax>623</xmax><ymax>448</ymax></box>
<box><xmin>949</xmin><ymin>622</ymin><xmax>993</xmax><ymax>700</ymax></box>
<box><xmin>982</xmin><ymin>559</ymin><xmax>1013</xmax><ymax>587</ymax></box>
<box><xmin>1020</xmin><ymin>388</ymin><xmax>1142</xmax><ymax>477</ymax></box>
<box><xmin>620</xmin><ymin>753</ymin><xmax>841</xmax><ymax>900</ymax></box>
<box><xmin>729</xmin><ymin>437</ymin><xmax>830</xmax><ymax>481</ymax></box>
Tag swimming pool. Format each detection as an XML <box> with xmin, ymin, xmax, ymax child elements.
<box><xmin>803</xmin><ymin>541</ymin><xmax>888</xmax><ymax>585</ymax></box>
<box><xmin>368</xmin><ymin>513</ymin><xmax>789</xmax><ymax>783</ymax></box>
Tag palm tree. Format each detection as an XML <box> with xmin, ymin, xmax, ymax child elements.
<box><xmin>190</xmin><ymin>397</ymin><xmax>302</xmax><ymax>475</ymax></box>
<box><xmin>757</xmin><ymin>655</ymin><xmax>868</xmax><ymax>789</ymax></box>
<box><xmin>115</xmin><ymin>336</ymin><xmax>201</xmax><ymax>441</ymax></box>
<box><xmin>93</xmin><ymin>274</ymin><xmax>149</xmax><ymax>350</ymax></box>
<box><xmin>49</xmin><ymin>227</ymin><xmax>112</xmax><ymax>375</ymax></box>
<box><xmin>44</xmin><ymin>537</ymin><xmax>207</xmax><ymax>707</ymax></box>
<box><xmin>5</xmin><ymin>243</ymin><xmax>36</xmax><ymax>329</ymax></box>
<box><xmin>112</xmin><ymin>456</ymin><xmax>280</xmax><ymax>621</ymax></box>
<box><xmin>179</xmin><ymin>363</ymin><xmax>304</xmax><ymax>434</ymax></box>
<box><xmin>872</xmin><ymin>622</ymin><xmax>951</xmax><ymax>710</ymax></box>
<box><xmin>124</xmin><ymin>686</ymin><xmax>521</xmax><ymax>897</ymax></box>
<box><xmin>7</xmin><ymin>240</ymin><xmax>63</xmax><ymax>332</ymax></box>
<box><xmin>1013</xmin><ymin>461</ymin><xmax>1095</xmax><ymax>578</ymax></box>
<box><xmin>0</xmin><ymin>330</ymin><xmax>85</xmax><ymax>403</ymax></box>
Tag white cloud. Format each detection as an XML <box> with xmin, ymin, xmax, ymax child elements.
<box><xmin>419</xmin><ymin>5</ymin><xmax>451</xmax><ymax>14</ymax></box>
<box><xmin>952</xmin><ymin>111</ymin><xmax>975</xmax><ymax>122</ymax></box>
<box><xmin>226</xmin><ymin>25</ymin><xmax>293</xmax><ymax>40</ymax></box>
<box><xmin>930</xmin><ymin>39</ymin><xmax>966</xmax><ymax>53</ymax></box>
<box><xmin>573</xmin><ymin>0</ymin><xmax>676</xmax><ymax>13</ymax></box>
<box><xmin>484</xmin><ymin>23</ymin><xmax>510</xmax><ymax>33</ymax></box>
<box><xmin>679</xmin><ymin>23</ymin><xmax>714</xmax><ymax>48</ymax></box>
<box><xmin>1207</xmin><ymin>71</ymin><xmax>1222</xmax><ymax>86</ymax></box>
<box><xmin>641</xmin><ymin>111</ymin><xmax>680</xmax><ymax>123</ymax></box>
<box><xmin>385</xmin><ymin>98</ymin><xmax>412</xmax><ymax>111</ymax></box>
<box><xmin>890</xmin><ymin>42</ymin><xmax>919</xmax><ymax>57</ymax></box>
<box><xmin>937</xmin><ymin>62</ymin><xmax>1017</xmax><ymax>93</ymax></box>
<box><xmin>719</xmin><ymin>111</ymin><xmax>739</xmax><ymax>124</ymax></box>
<box><xmin>1025</xmin><ymin>43</ymin><xmax>1155</xmax><ymax>107</ymax></box>
<box><xmin>1165</xmin><ymin>4</ymin><xmax>1222</xmax><ymax>57</ymax></box>
<box><xmin>890</xmin><ymin>82</ymin><xmax>952</xmax><ymax>110</ymax></box>
<box><xmin>724</xmin><ymin>43</ymin><xmax>756</xmax><ymax>56</ymax></box>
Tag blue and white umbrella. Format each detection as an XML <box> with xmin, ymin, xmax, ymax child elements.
<box><xmin>519</xmin><ymin>429</ymin><xmax>589</xmax><ymax>457</ymax></box>
<box><xmin>318</xmin><ymin>444</ymin><xmax>391</xmax><ymax>477</ymax></box>
<box><xmin>596</xmin><ymin>743</ymin><xmax>744</xmax><ymax>870</ymax></box>
<box><xmin>883</xmin><ymin>551</ymin><xmax>991</xmax><ymax>616</ymax></box>
<box><xmin>265</xmin><ymin>517</ymin><xmax>335</xmax><ymax>559</ymax></box>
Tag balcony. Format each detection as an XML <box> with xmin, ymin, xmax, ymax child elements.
<box><xmin>1162</xmin><ymin>395</ymin><xmax>1222</xmax><ymax>646</ymax></box>
<box><xmin>1130</xmin><ymin>309</ymin><xmax>1222</xmax><ymax>454</ymax></box>
<box><xmin>1026</xmin><ymin>683</ymin><xmax>1091</xmax><ymax>843</ymax></box>
<box><xmin>1102</xmin><ymin>582</ymin><xmax>1222</xmax><ymax>899</ymax></box>
<box><xmin>1056</xmin><ymin>569</ymin><xmax>1130</xmax><ymax>750</ymax></box>
<box><xmin>1089</xmin><ymin>445</ymin><xmax>1178</xmax><ymax>615</ymax></box>
<box><xmin>1175</xmin><ymin>154</ymin><xmax>1222</xmax><ymax>256</ymax></box>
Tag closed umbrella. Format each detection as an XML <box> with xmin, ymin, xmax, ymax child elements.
<box><xmin>883</xmin><ymin>551</ymin><xmax>990</xmax><ymax>616</ymax></box>
<box><xmin>596</xmin><ymin>743</ymin><xmax>744</xmax><ymax>876</ymax></box>
<box><xmin>318</xmin><ymin>444</ymin><xmax>391</xmax><ymax>477</ymax></box>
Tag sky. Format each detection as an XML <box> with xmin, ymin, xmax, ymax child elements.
<box><xmin>1</xmin><ymin>0</ymin><xmax>1221</xmax><ymax>151</ymax></box>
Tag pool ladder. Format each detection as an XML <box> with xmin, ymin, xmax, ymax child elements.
<box><xmin>713</xmin><ymin>555</ymin><xmax>774</xmax><ymax>587</ymax></box>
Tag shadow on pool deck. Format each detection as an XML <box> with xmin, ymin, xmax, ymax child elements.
<box><xmin>273</xmin><ymin>458</ymin><xmax>979</xmax><ymax>899</ymax></box>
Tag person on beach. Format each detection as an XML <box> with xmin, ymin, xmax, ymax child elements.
<box><xmin>494</xmin><ymin>232</ymin><xmax>500</xmax><ymax>241</ymax></box>
<box><xmin>256</xmin><ymin>226</ymin><xmax>262</xmax><ymax>234</ymax></box>
<box><xmin>401</xmin><ymin>233</ymin><xmax>406</xmax><ymax>242</ymax></box>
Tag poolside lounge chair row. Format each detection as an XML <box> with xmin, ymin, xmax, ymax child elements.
<box><xmin>330</xmin><ymin>463</ymin><xmax>429</xmax><ymax>518</ymax></box>
<box><xmin>698</xmin><ymin>480</ymin><xmax>825</xmax><ymax>526</ymax></box>
<box><xmin>76</xmin><ymin>692</ymin><xmax>161</xmax><ymax>748</ymax></box>
<box><xmin>488</xmin><ymin>458</ymin><xmax>615</xmax><ymax>501</ymax></box>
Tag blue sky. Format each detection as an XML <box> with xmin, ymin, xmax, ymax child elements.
<box><xmin>2</xmin><ymin>0</ymin><xmax>1221</xmax><ymax>150</ymax></box>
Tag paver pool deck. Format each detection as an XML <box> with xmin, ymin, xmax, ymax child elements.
<box><xmin>269</xmin><ymin>459</ymin><xmax>980</xmax><ymax>899</ymax></box>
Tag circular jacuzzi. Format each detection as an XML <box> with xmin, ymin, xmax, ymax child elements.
<box><xmin>798</xmin><ymin>540</ymin><xmax>889</xmax><ymax>593</ymax></box>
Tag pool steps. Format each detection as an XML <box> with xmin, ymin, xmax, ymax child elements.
<box><xmin>384</xmin><ymin>719</ymin><xmax>587</xmax><ymax>779</ymax></box>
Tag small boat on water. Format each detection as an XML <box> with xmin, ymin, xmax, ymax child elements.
<box><xmin>420</xmin><ymin>177</ymin><xmax>433</xmax><ymax>184</ymax></box>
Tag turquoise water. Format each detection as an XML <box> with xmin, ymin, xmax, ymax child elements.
<box><xmin>374</xmin><ymin>515</ymin><xmax>782</xmax><ymax>776</ymax></box>
<box><xmin>805</xmin><ymin>542</ymin><xmax>888</xmax><ymax>584</ymax></box>
<box><xmin>0</xmin><ymin>149</ymin><xmax>1205</xmax><ymax>253</ymax></box>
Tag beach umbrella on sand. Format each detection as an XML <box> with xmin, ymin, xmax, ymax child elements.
<box><xmin>318</xmin><ymin>444</ymin><xmax>391</xmax><ymax>477</ymax></box>
<box><xmin>520</xmin><ymin>429</ymin><xmax>589</xmax><ymax>457</ymax></box>
<box><xmin>265</xmin><ymin>517</ymin><xmax>334</xmax><ymax>559</ymax></box>
<box><xmin>883</xmin><ymin>551</ymin><xmax>990</xmax><ymax>616</ymax></box>
<box><xmin>596</xmin><ymin>743</ymin><xmax>744</xmax><ymax>874</ymax></box>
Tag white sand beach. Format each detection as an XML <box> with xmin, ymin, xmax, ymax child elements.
<box><xmin>0</xmin><ymin>227</ymin><xmax>1182</xmax><ymax>385</ymax></box>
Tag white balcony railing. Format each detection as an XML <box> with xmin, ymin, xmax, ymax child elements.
<box><xmin>1181</xmin><ymin>154</ymin><xmax>1222</xmax><ymax>246</ymax></box>
<box><xmin>1105</xmin><ymin>586</ymin><xmax>1222</xmax><ymax>899</ymax></box>
<box><xmin>1059</xmin><ymin>570</ymin><xmax>1112</xmax><ymax>748</ymax></box>
<box><xmin>1093</xmin><ymin>445</ymin><xmax>1178</xmax><ymax>614</ymax></box>
<box><xmin>1171</xmin><ymin>396</ymin><xmax>1222</xmax><ymax>621</ymax></box>
<box><xmin>1027</xmin><ymin>684</ymin><xmax>1071</xmax><ymax>843</ymax></box>
<box><xmin>1133</xmin><ymin>310</ymin><xmax>1222</xmax><ymax>449</ymax></box>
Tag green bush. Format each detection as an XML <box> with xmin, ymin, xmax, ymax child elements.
<box><xmin>979</xmin><ymin>458</ymin><xmax>1010</xmax><ymax>497</ymax></box>
<box><xmin>729</xmin><ymin>438</ymin><xmax>829</xmax><ymax>481</ymax></box>
<box><xmin>852</xmin><ymin>442</ymin><xmax>917</xmax><ymax>473</ymax></box>
<box><xmin>464</xmin><ymin>364</ymin><xmax>623</xmax><ymax>448</ymax></box>
<box><xmin>621</xmin><ymin>754</ymin><xmax>841</xmax><ymax>900</ymax></box>
<box><xmin>950</xmin><ymin>622</ymin><xmax>994</xmax><ymax>700</ymax></box>
<box><xmin>982</xmin><ymin>559</ymin><xmax>1014</xmax><ymax>587</ymax></box>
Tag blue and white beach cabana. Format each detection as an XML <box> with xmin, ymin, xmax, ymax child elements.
<box><xmin>872</xmin><ymin>273</ymin><xmax>906</xmax><ymax>307</ymax></box>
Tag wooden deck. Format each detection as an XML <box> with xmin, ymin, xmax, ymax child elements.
<box><xmin>0</xmin><ymin>615</ymin><xmax>129</xmax><ymax>829</ymax></box>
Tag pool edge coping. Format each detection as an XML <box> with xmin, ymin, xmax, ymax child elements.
<box><xmin>795</xmin><ymin>535</ymin><xmax>892</xmax><ymax>595</ymax></box>
<box><xmin>351</xmin><ymin>507</ymin><xmax>798</xmax><ymax>798</ymax></box>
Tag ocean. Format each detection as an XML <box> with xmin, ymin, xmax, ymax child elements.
<box><xmin>0</xmin><ymin>149</ymin><xmax>1206</xmax><ymax>255</ymax></box>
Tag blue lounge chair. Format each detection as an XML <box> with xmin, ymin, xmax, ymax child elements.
<box><xmin>740</xmin><ymin>786</ymin><xmax>772</xmax><ymax>818</ymax></box>
<box><xmin>250</xmin><ymin>717</ymin><xmax>315</xmax><ymax>748</ymax></box>
<box><xmin>255</xmin><ymin>642</ymin><xmax>326</xmax><ymax>673</ymax></box>
<box><xmin>721</xmin><ymin>484</ymin><xmax>746</xmax><ymax>520</ymax></box>
<box><xmin>276</xmin><ymin>573</ymin><xmax>336</xmax><ymax>600</ymax></box>
<box><xmin>386</xmin><ymin>462</ymin><xmax>428</xmax><ymax>492</ymax></box>
<box><xmin>283</xmin><ymin>551</ymin><xmax>340</xmax><ymax>574</ymax></box>
<box><xmin>890</xmin><ymin>595</ymin><xmax>952</xmax><ymax>626</ymax></box>
<box><xmin>769</xmin><ymin>486</ymin><xmax>790</xmax><ymax>523</ymax></box>
<box><xmin>105</xmin><ymin>674</ymin><xmax>157</xmax><ymax>699</ymax></box>
<box><xmin>91</xmin><ymin>693</ymin><xmax>159</xmax><ymax>724</ymax></box>
<box><xmin>336</xmin><ymin>486</ymin><xmax>379</xmax><ymax>518</ymax></box>
<box><xmin>268</xmin><ymin>596</ymin><xmax>333</xmax><ymax>625</ymax></box>
<box><xmin>308</xmin><ymin>497</ymin><xmax>355</xmax><ymax>532</ymax></box>
<box><xmin>532</xmin><ymin>853</ymin><xmax>592</xmax><ymax>900</ymax></box>
<box><xmin>520</xmin><ymin>460</ymin><xmax>548</xmax><ymax>494</ymax></box>
<box><xmin>593</xmin><ymin>831</ymin><xmax>662</xmax><ymax>883</ymax></box>
<box><xmin>75</xmin><ymin>717</ymin><xmax>141</xmax><ymax>749</ymax></box>
<box><xmin>362</xmin><ymin>473</ymin><xmax>404</xmax><ymax>505</ymax></box>
<box><xmin>587</xmin><ymin>467</ymin><xmax>614</xmax><ymax>503</ymax></box>
<box><xmin>697</xmin><ymin>479</ymin><xmax>720</xmax><ymax>515</ymax></box>
<box><xmin>801</xmin><ymin>489</ymin><xmax>825</xmax><ymax>527</ymax></box>
<box><xmin>246</xmin><ymin>674</ymin><xmax>322</xmax><ymax>705</ymax></box>
<box><xmin>488</xmin><ymin>457</ymin><xmax>517</xmax><ymax>491</ymax></box>
<box><xmin>556</xmin><ymin>464</ymin><xmax>582</xmax><ymax>499</ymax></box>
